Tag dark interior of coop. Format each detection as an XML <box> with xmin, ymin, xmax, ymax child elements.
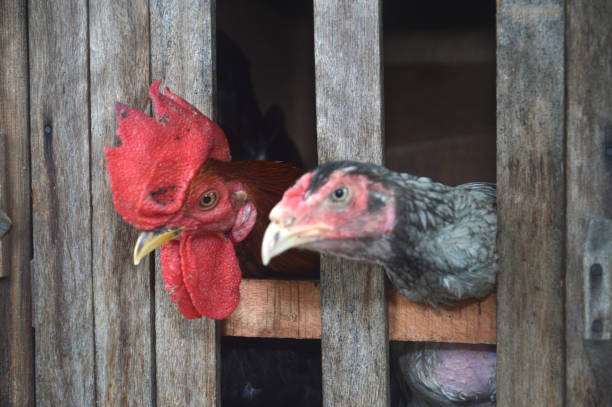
<box><xmin>216</xmin><ymin>0</ymin><xmax>495</xmax><ymax>405</ymax></box>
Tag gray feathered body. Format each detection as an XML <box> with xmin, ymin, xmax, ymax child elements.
<box><xmin>385</xmin><ymin>172</ymin><xmax>497</xmax><ymax>306</ymax></box>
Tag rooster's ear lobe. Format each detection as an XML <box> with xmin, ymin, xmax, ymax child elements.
<box><xmin>230</xmin><ymin>202</ymin><xmax>257</xmax><ymax>243</ymax></box>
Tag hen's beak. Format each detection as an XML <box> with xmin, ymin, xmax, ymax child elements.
<box><xmin>261</xmin><ymin>221</ymin><xmax>332</xmax><ymax>266</ymax></box>
<box><xmin>133</xmin><ymin>226</ymin><xmax>185</xmax><ymax>265</ymax></box>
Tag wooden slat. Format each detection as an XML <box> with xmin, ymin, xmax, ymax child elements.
<box><xmin>0</xmin><ymin>0</ymin><xmax>33</xmax><ymax>404</ymax></box>
<box><xmin>89</xmin><ymin>2</ymin><xmax>153</xmax><ymax>405</ymax></box>
<box><xmin>566</xmin><ymin>1</ymin><xmax>612</xmax><ymax>404</ymax></box>
<box><xmin>496</xmin><ymin>2</ymin><xmax>565</xmax><ymax>406</ymax></box>
<box><xmin>388</xmin><ymin>292</ymin><xmax>495</xmax><ymax>343</ymax></box>
<box><xmin>28</xmin><ymin>0</ymin><xmax>94</xmax><ymax>404</ymax></box>
<box><xmin>222</xmin><ymin>280</ymin><xmax>321</xmax><ymax>339</ymax></box>
<box><xmin>222</xmin><ymin>280</ymin><xmax>496</xmax><ymax>343</ymax></box>
<box><xmin>313</xmin><ymin>1</ymin><xmax>388</xmax><ymax>406</ymax></box>
<box><xmin>149</xmin><ymin>1</ymin><xmax>220</xmax><ymax>405</ymax></box>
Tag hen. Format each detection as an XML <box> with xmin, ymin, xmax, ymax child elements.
<box><xmin>105</xmin><ymin>81</ymin><xmax>316</xmax><ymax>320</ymax></box>
<box><xmin>262</xmin><ymin>160</ymin><xmax>497</xmax><ymax>406</ymax></box>
<box><xmin>262</xmin><ymin>160</ymin><xmax>497</xmax><ymax>307</ymax></box>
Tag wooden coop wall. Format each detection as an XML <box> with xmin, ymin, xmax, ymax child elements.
<box><xmin>0</xmin><ymin>0</ymin><xmax>610</xmax><ymax>406</ymax></box>
<box><xmin>496</xmin><ymin>1</ymin><xmax>612</xmax><ymax>406</ymax></box>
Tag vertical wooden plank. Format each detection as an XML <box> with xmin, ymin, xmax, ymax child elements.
<box><xmin>29</xmin><ymin>0</ymin><xmax>94</xmax><ymax>404</ymax></box>
<box><xmin>496</xmin><ymin>1</ymin><xmax>565</xmax><ymax>406</ymax></box>
<box><xmin>566</xmin><ymin>1</ymin><xmax>612</xmax><ymax>405</ymax></box>
<box><xmin>89</xmin><ymin>2</ymin><xmax>153</xmax><ymax>405</ymax></box>
<box><xmin>149</xmin><ymin>1</ymin><xmax>220</xmax><ymax>405</ymax></box>
<box><xmin>0</xmin><ymin>0</ymin><xmax>34</xmax><ymax>404</ymax></box>
<box><xmin>313</xmin><ymin>1</ymin><xmax>389</xmax><ymax>406</ymax></box>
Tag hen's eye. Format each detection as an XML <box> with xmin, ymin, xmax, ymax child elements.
<box><xmin>330</xmin><ymin>187</ymin><xmax>349</xmax><ymax>202</ymax></box>
<box><xmin>199</xmin><ymin>191</ymin><xmax>218</xmax><ymax>210</ymax></box>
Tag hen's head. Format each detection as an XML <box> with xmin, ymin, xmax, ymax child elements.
<box><xmin>261</xmin><ymin>161</ymin><xmax>396</xmax><ymax>264</ymax></box>
<box><xmin>105</xmin><ymin>82</ymin><xmax>255</xmax><ymax>320</ymax></box>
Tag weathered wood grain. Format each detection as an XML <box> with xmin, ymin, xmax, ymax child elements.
<box><xmin>388</xmin><ymin>292</ymin><xmax>496</xmax><ymax>343</ymax></box>
<box><xmin>566</xmin><ymin>1</ymin><xmax>612</xmax><ymax>404</ymax></box>
<box><xmin>222</xmin><ymin>279</ymin><xmax>322</xmax><ymax>339</ymax></box>
<box><xmin>0</xmin><ymin>0</ymin><xmax>33</xmax><ymax>404</ymax></box>
<box><xmin>150</xmin><ymin>1</ymin><xmax>220</xmax><ymax>405</ymax></box>
<box><xmin>314</xmin><ymin>1</ymin><xmax>388</xmax><ymax>405</ymax></box>
<box><xmin>222</xmin><ymin>280</ymin><xmax>496</xmax><ymax>343</ymax></box>
<box><xmin>28</xmin><ymin>0</ymin><xmax>94</xmax><ymax>404</ymax></box>
<box><xmin>89</xmin><ymin>2</ymin><xmax>154</xmax><ymax>405</ymax></box>
<box><xmin>496</xmin><ymin>2</ymin><xmax>565</xmax><ymax>406</ymax></box>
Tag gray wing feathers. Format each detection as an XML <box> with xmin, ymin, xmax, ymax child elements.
<box><xmin>457</xmin><ymin>182</ymin><xmax>496</xmax><ymax>201</ymax></box>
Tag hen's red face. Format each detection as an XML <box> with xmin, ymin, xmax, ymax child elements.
<box><xmin>261</xmin><ymin>165</ymin><xmax>395</xmax><ymax>265</ymax></box>
<box><xmin>105</xmin><ymin>82</ymin><xmax>252</xmax><ymax>320</ymax></box>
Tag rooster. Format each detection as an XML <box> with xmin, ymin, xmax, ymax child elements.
<box><xmin>262</xmin><ymin>160</ymin><xmax>497</xmax><ymax>405</ymax></box>
<box><xmin>105</xmin><ymin>81</ymin><xmax>316</xmax><ymax>320</ymax></box>
<box><xmin>104</xmin><ymin>79</ymin><xmax>323</xmax><ymax>406</ymax></box>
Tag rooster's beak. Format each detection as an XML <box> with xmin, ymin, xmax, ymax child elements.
<box><xmin>133</xmin><ymin>226</ymin><xmax>185</xmax><ymax>265</ymax></box>
<box><xmin>261</xmin><ymin>221</ymin><xmax>331</xmax><ymax>266</ymax></box>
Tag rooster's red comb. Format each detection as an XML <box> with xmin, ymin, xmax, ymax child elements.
<box><xmin>104</xmin><ymin>81</ymin><xmax>230</xmax><ymax>230</ymax></box>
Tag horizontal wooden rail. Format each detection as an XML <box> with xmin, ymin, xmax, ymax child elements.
<box><xmin>221</xmin><ymin>279</ymin><xmax>496</xmax><ymax>344</ymax></box>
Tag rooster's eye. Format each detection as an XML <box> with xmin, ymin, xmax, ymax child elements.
<box><xmin>199</xmin><ymin>191</ymin><xmax>218</xmax><ymax>210</ymax></box>
<box><xmin>330</xmin><ymin>187</ymin><xmax>349</xmax><ymax>202</ymax></box>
